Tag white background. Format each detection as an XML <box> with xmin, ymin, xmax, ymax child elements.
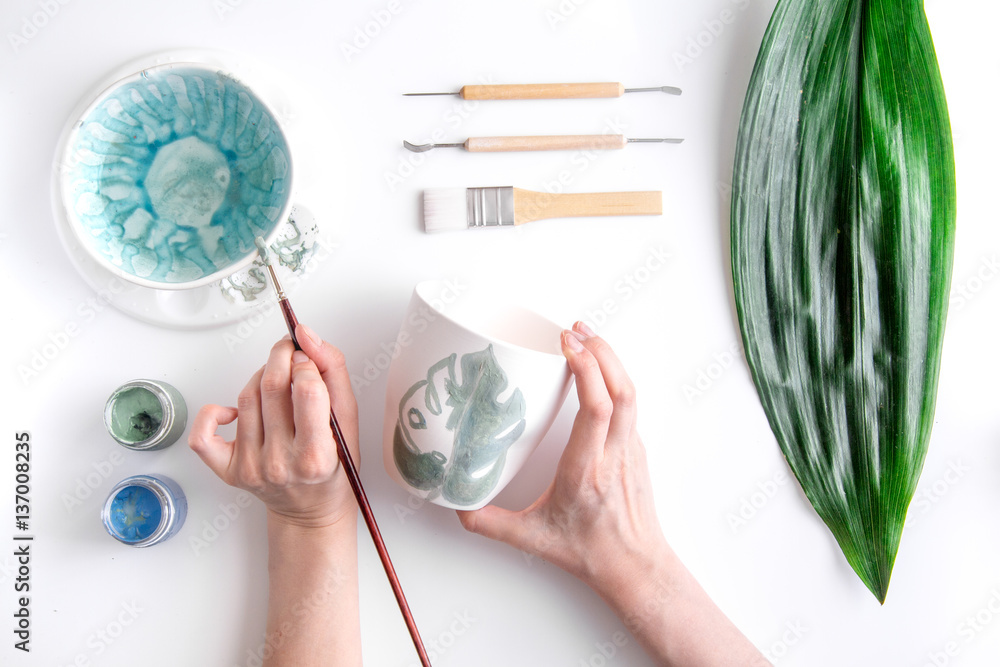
<box><xmin>1</xmin><ymin>1</ymin><xmax>998</xmax><ymax>666</ymax></box>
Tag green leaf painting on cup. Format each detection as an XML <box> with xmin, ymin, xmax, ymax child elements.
<box><xmin>393</xmin><ymin>345</ymin><xmax>527</xmax><ymax>506</ymax></box>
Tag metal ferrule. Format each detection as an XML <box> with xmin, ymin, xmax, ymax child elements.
<box><xmin>467</xmin><ymin>186</ymin><xmax>515</xmax><ymax>228</ymax></box>
<box><xmin>265</xmin><ymin>263</ymin><xmax>286</xmax><ymax>300</ymax></box>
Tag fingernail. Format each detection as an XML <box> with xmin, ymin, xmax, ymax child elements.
<box><xmin>563</xmin><ymin>330</ymin><xmax>584</xmax><ymax>353</ymax></box>
<box><xmin>292</xmin><ymin>350</ymin><xmax>309</xmax><ymax>365</ymax></box>
<box><xmin>300</xmin><ymin>324</ymin><xmax>321</xmax><ymax>347</ymax></box>
<box><xmin>575</xmin><ymin>321</ymin><xmax>596</xmax><ymax>338</ymax></box>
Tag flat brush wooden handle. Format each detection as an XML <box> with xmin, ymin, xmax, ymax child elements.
<box><xmin>513</xmin><ymin>189</ymin><xmax>662</xmax><ymax>224</ymax></box>
<box><xmin>459</xmin><ymin>82</ymin><xmax>624</xmax><ymax>100</ymax></box>
<box><xmin>465</xmin><ymin>134</ymin><xmax>627</xmax><ymax>152</ymax></box>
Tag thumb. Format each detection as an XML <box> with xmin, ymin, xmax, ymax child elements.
<box><xmin>457</xmin><ymin>505</ymin><xmax>534</xmax><ymax>552</ymax></box>
<box><xmin>188</xmin><ymin>404</ymin><xmax>238</xmax><ymax>481</ymax></box>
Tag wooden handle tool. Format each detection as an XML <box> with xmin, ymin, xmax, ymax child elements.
<box><xmin>403</xmin><ymin>135</ymin><xmax>683</xmax><ymax>153</ymax></box>
<box><xmin>405</xmin><ymin>82</ymin><xmax>682</xmax><ymax>99</ymax></box>
<box><xmin>461</xmin><ymin>82</ymin><xmax>624</xmax><ymax>100</ymax></box>
<box><xmin>466</xmin><ymin>134</ymin><xmax>627</xmax><ymax>152</ymax></box>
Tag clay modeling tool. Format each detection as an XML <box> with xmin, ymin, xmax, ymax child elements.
<box><xmin>404</xmin><ymin>82</ymin><xmax>682</xmax><ymax>99</ymax></box>
<box><xmin>403</xmin><ymin>135</ymin><xmax>683</xmax><ymax>153</ymax></box>
<box><xmin>254</xmin><ymin>237</ymin><xmax>431</xmax><ymax>667</ymax></box>
<box><xmin>422</xmin><ymin>187</ymin><xmax>662</xmax><ymax>233</ymax></box>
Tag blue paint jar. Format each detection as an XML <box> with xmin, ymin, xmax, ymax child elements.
<box><xmin>102</xmin><ymin>475</ymin><xmax>187</xmax><ymax>547</ymax></box>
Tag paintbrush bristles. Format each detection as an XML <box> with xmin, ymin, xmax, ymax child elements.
<box><xmin>254</xmin><ymin>236</ymin><xmax>275</xmax><ymax>266</ymax></box>
<box><xmin>254</xmin><ymin>235</ymin><xmax>286</xmax><ymax>301</ymax></box>
<box><xmin>422</xmin><ymin>188</ymin><xmax>469</xmax><ymax>233</ymax></box>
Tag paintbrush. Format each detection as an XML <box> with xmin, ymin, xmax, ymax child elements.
<box><xmin>254</xmin><ymin>237</ymin><xmax>431</xmax><ymax>667</ymax></box>
<box><xmin>423</xmin><ymin>186</ymin><xmax>662</xmax><ymax>233</ymax></box>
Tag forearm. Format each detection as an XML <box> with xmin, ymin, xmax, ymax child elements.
<box><xmin>264</xmin><ymin>512</ymin><xmax>362</xmax><ymax>667</ymax></box>
<box><xmin>591</xmin><ymin>543</ymin><xmax>768</xmax><ymax>667</ymax></box>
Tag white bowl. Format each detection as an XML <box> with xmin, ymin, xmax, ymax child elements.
<box><xmin>383</xmin><ymin>280</ymin><xmax>574</xmax><ymax>510</ymax></box>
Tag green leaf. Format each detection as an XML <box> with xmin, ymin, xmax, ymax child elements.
<box><xmin>392</xmin><ymin>346</ymin><xmax>526</xmax><ymax>507</ymax></box>
<box><xmin>442</xmin><ymin>345</ymin><xmax>526</xmax><ymax>505</ymax></box>
<box><xmin>731</xmin><ymin>0</ymin><xmax>956</xmax><ymax>602</ymax></box>
<box><xmin>394</xmin><ymin>356</ymin><xmax>456</xmax><ymax>493</ymax></box>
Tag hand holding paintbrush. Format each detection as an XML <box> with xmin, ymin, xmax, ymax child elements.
<box><xmin>188</xmin><ymin>239</ymin><xmax>432</xmax><ymax>667</ymax></box>
<box><xmin>188</xmin><ymin>331</ymin><xmax>369</xmax><ymax>665</ymax></box>
<box><xmin>253</xmin><ymin>237</ymin><xmax>431</xmax><ymax>665</ymax></box>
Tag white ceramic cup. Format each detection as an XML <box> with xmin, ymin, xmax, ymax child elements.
<box><xmin>56</xmin><ymin>59</ymin><xmax>294</xmax><ymax>290</ymax></box>
<box><xmin>382</xmin><ymin>280</ymin><xmax>574</xmax><ymax>511</ymax></box>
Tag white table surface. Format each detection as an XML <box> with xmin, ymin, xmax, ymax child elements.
<box><xmin>1</xmin><ymin>1</ymin><xmax>997</xmax><ymax>665</ymax></box>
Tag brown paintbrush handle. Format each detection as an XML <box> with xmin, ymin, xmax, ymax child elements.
<box><xmin>459</xmin><ymin>82</ymin><xmax>624</xmax><ymax>100</ymax></box>
<box><xmin>513</xmin><ymin>189</ymin><xmax>662</xmax><ymax>224</ymax></box>
<box><xmin>328</xmin><ymin>414</ymin><xmax>430</xmax><ymax>666</ymax></box>
<box><xmin>465</xmin><ymin>134</ymin><xmax>627</xmax><ymax>152</ymax></box>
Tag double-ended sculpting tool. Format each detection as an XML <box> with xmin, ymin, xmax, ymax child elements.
<box><xmin>405</xmin><ymin>82</ymin><xmax>682</xmax><ymax>99</ymax></box>
<box><xmin>253</xmin><ymin>237</ymin><xmax>431</xmax><ymax>667</ymax></box>
<box><xmin>423</xmin><ymin>186</ymin><xmax>662</xmax><ymax>233</ymax></box>
<box><xmin>403</xmin><ymin>134</ymin><xmax>683</xmax><ymax>153</ymax></box>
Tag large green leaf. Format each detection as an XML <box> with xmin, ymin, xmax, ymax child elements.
<box><xmin>731</xmin><ymin>0</ymin><xmax>955</xmax><ymax>602</ymax></box>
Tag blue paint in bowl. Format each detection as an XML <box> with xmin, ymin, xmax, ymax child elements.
<box><xmin>61</xmin><ymin>63</ymin><xmax>292</xmax><ymax>288</ymax></box>
<box><xmin>107</xmin><ymin>485</ymin><xmax>163</xmax><ymax>542</ymax></box>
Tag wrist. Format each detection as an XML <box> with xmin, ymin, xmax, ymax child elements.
<box><xmin>266</xmin><ymin>508</ymin><xmax>358</xmax><ymax>582</ymax></box>
<box><xmin>267</xmin><ymin>506</ymin><xmax>358</xmax><ymax>536</ymax></box>
<box><xmin>586</xmin><ymin>537</ymin><xmax>684</xmax><ymax>618</ymax></box>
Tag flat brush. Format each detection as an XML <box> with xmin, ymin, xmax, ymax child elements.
<box><xmin>403</xmin><ymin>134</ymin><xmax>683</xmax><ymax>153</ymax></box>
<box><xmin>423</xmin><ymin>187</ymin><xmax>662</xmax><ymax>233</ymax></box>
<box><xmin>404</xmin><ymin>82</ymin><xmax>682</xmax><ymax>99</ymax></box>
<box><xmin>253</xmin><ymin>237</ymin><xmax>431</xmax><ymax>667</ymax></box>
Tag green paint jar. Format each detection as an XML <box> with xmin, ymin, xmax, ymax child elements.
<box><xmin>104</xmin><ymin>380</ymin><xmax>187</xmax><ymax>451</ymax></box>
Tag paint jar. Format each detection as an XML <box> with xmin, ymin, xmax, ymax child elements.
<box><xmin>102</xmin><ymin>475</ymin><xmax>187</xmax><ymax>547</ymax></box>
<box><xmin>104</xmin><ymin>380</ymin><xmax>187</xmax><ymax>451</ymax></box>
